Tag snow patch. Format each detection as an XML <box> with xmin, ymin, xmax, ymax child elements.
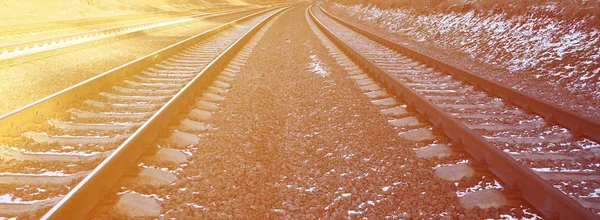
<box><xmin>308</xmin><ymin>52</ymin><xmax>331</xmax><ymax>77</ymax></box>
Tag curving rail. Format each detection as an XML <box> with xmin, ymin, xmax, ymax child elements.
<box><xmin>310</xmin><ymin>4</ymin><xmax>600</xmax><ymax>219</ymax></box>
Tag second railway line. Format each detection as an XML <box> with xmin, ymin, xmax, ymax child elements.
<box><xmin>310</xmin><ymin>3</ymin><xmax>600</xmax><ymax>219</ymax></box>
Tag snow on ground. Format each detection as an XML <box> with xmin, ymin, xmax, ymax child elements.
<box><xmin>329</xmin><ymin>2</ymin><xmax>600</xmax><ymax>115</ymax></box>
<box><xmin>308</xmin><ymin>52</ymin><xmax>331</xmax><ymax>77</ymax></box>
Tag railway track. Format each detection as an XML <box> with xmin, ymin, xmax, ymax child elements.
<box><xmin>304</xmin><ymin>6</ymin><xmax>538</xmax><ymax>219</ymax></box>
<box><xmin>310</xmin><ymin>4</ymin><xmax>600</xmax><ymax>219</ymax></box>
<box><xmin>85</xmin><ymin>8</ymin><xmax>287</xmax><ymax>219</ymax></box>
<box><xmin>0</xmin><ymin>6</ymin><xmax>265</xmax><ymax>68</ymax></box>
<box><xmin>0</xmin><ymin>2</ymin><xmax>596</xmax><ymax>219</ymax></box>
<box><xmin>0</xmin><ymin>6</ymin><xmax>287</xmax><ymax>219</ymax></box>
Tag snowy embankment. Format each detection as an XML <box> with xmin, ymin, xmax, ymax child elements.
<box><xmin>327</xmin><ymin>2</ymin><xmax>600</xmax><ymax>119</ymax></box>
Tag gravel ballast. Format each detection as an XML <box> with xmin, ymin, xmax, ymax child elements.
<box><xmin>101</xmin><ymin>6</ymin><xmax>540</xmax><ymax>219</ymax></box>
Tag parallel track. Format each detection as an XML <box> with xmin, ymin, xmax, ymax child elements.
<box><xmin>0</xmin><ymin>2</ymin><xmax>596</xmax><ymax>218</ymax></box>
<box><xmin>0</xmin><ymin>6</ymin><xmax>286</xmax><ymax>219</ymax></box>
<box><xmin>310</xmin><ymin>4</ymin><xmax>600</xmax><ymax>219</ymax></box>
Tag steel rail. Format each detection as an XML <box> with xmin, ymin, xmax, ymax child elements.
<box><xmin>40</xmin><ymin>5</ymin><xmax>289</xmax><ymax>220</ymax></box>
<box><xmin>309</xmin><ymin>4</ymin><xmax>598</xmax><ymax>219</ymax></box>
<box><xmin>0</xmin><ymin>7</ymin><xmax>261</xmax><ymax>67</ymax></box>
